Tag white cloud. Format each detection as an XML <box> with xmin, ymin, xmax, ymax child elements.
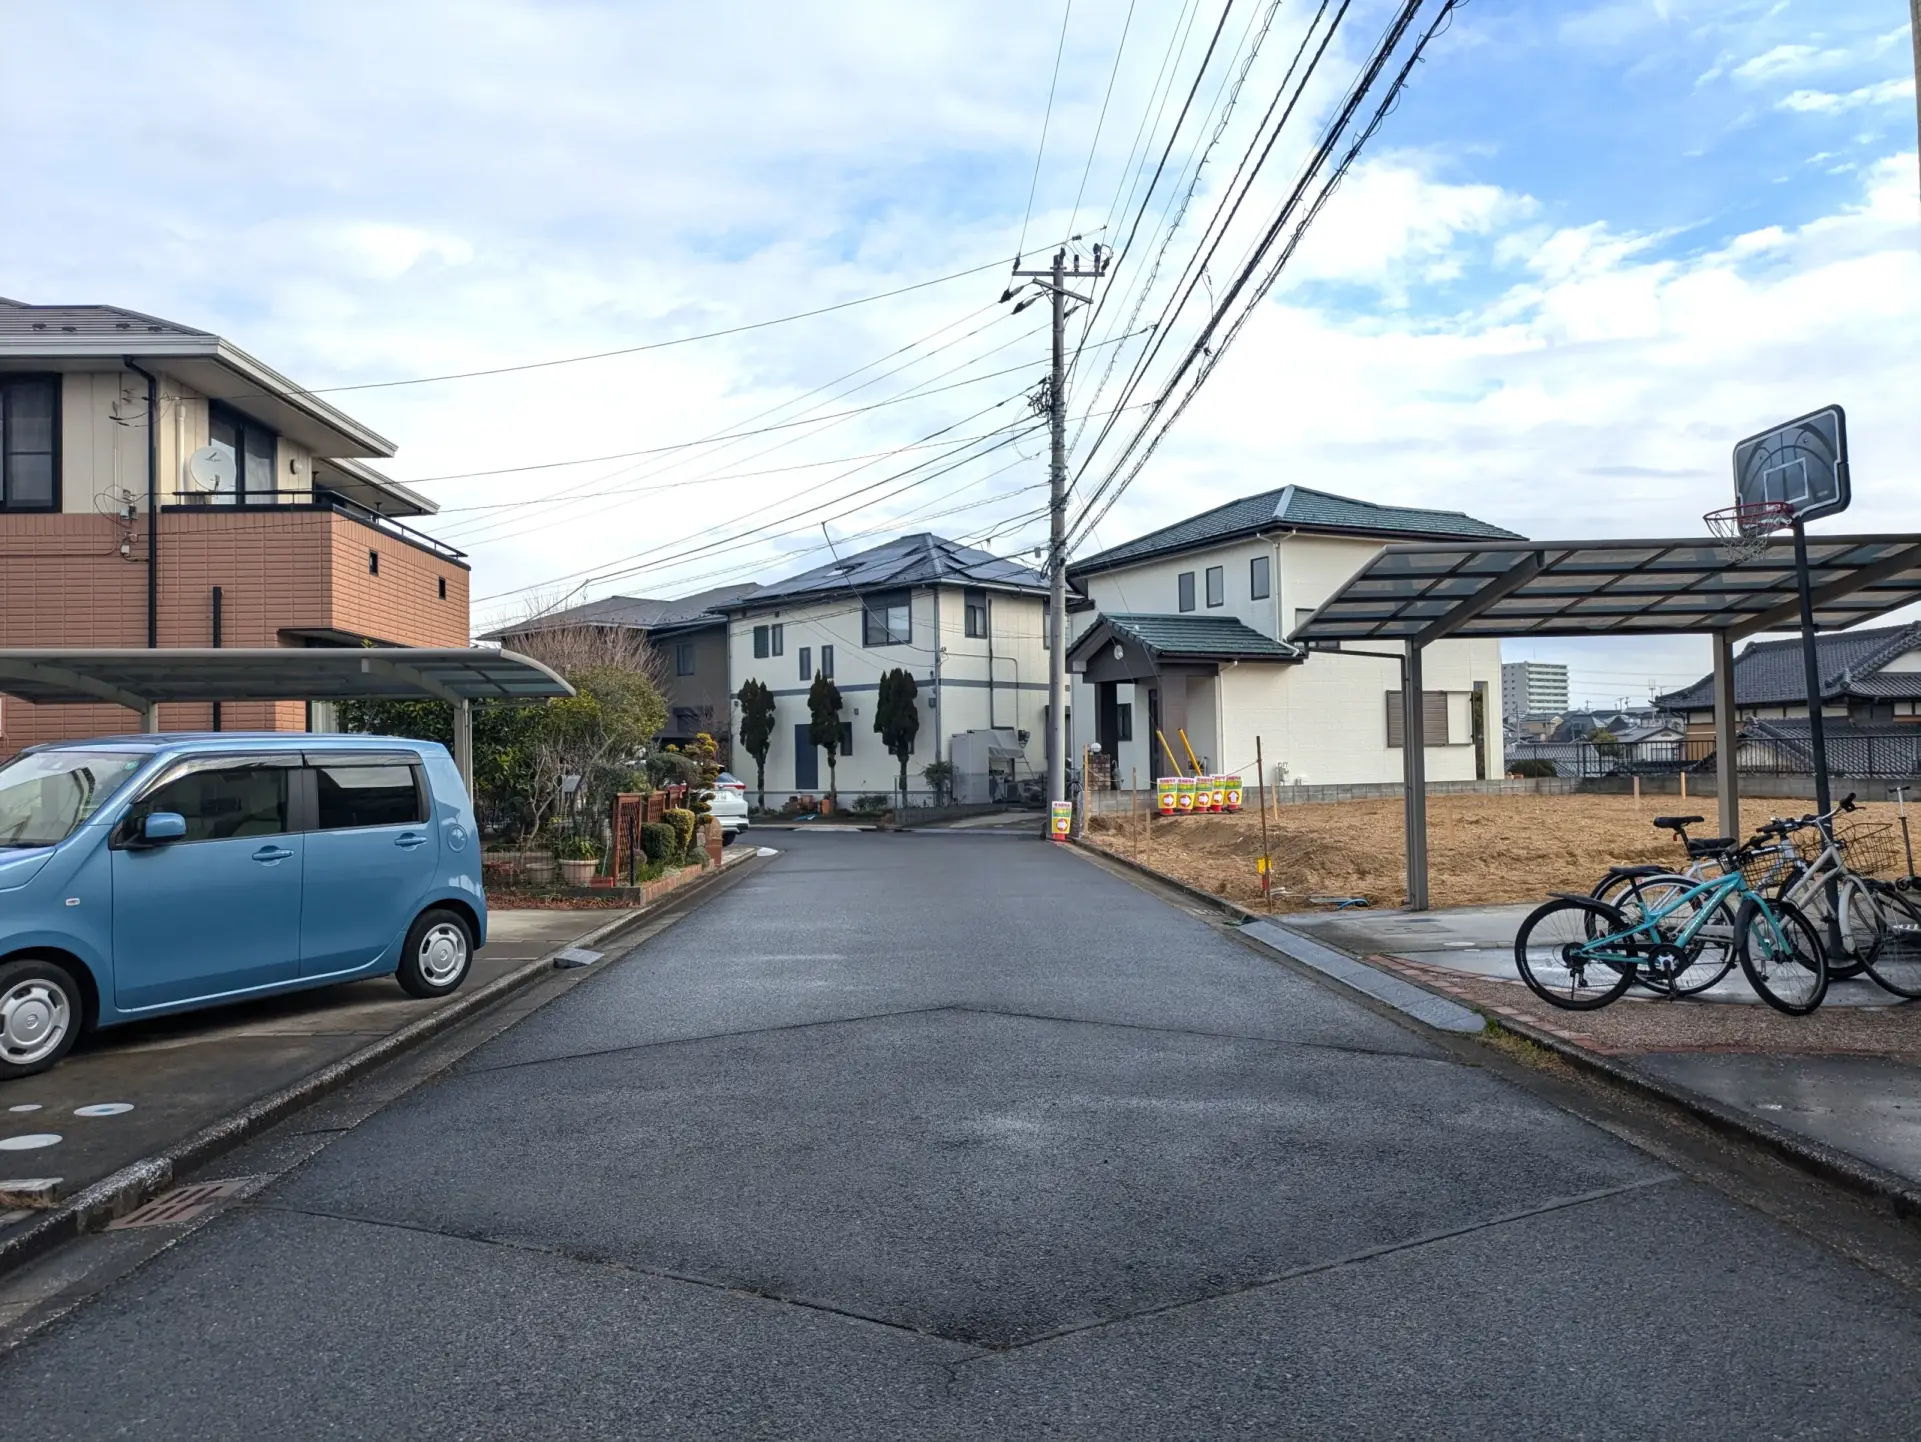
<box><xmin>1777</xmin><ymin>78</ymin><xmax>1917</xmax><ymax>113</ymax></box>
<box><xmin>1731</xmin><ymin>43</ymin><xmax>1849</xmax><ymax>84</ymax></box>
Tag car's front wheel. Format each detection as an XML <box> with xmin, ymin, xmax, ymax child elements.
<box><xmin>395</xmin><ymin>909</ymin><xmax>474</xmax><ymax>1000</ymax></box>
<box><xmin>0</xmin><ymin>958</ymin><xmax>82</xmax><ymax>1080</ymax></box>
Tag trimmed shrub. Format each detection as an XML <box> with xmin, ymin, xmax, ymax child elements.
<box><xmin>1508</xmin><ymin>759</ymin><xmax>1557</xmax><ymax>778</ymax></box>
<box><xmin>663</xmin><ymin>807</ymin><xmax>698</xmax><ymax>860</ymax></box>
<box><xmin>639</xmin><ymin>822</ymin><xmax>678</xmax><ymax>866</ymax></box>
<box><xmin>851</xmin><ymin>793</ymin><xmax>890</xmax><ymax>815</ymax></box>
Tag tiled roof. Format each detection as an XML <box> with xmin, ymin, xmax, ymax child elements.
<box><xmin>1070</xmin><ymin>484</ymin><xmax>1524</xmax><ymax>575</ymax></box>
<box><xmin>737</xmin><ymin>533</ymin><xmax>1047</xmax><ymax>608</ymax></box>
<box><xmin>0</xmin><ymin>301</ymin><xmax>210</xmax><ymax>339</ymax></box>
<box><xmin>1658</xmin><ymin>622</ymin><xmax>1921</xmax><ymax>709</ymax></box>
<box><xmin>481</xmin><ymin>582</ymin><xmax>758</xmax><ymax>641</ymax></box>
<box><xmin>1103</xmin><ymin>613</ymin><xmax>1303</xmax><ymax>661</ymax></box>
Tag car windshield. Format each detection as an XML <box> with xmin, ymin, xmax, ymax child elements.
<box><xmin>0</xmin><ymin>750</ymin><xmax>147</xmax><ymax>848</ymax></box>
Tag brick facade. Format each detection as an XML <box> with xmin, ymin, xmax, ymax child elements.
<box><xmin>0</xmin><ymin>507</ymin><xmax>470</xmax><ymax>755</ymax></box>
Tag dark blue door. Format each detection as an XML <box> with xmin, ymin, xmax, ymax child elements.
<box><xmin>794</xmin><ymin>723</ymin><xmax>818</xmax><ymax>791</ymax></box>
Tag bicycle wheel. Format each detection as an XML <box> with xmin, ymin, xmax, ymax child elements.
<box><xmin>1778</xmin><ymin>868</ymin><xmax>1866</xmax><ymax>981</ymax></box>
<box><xmin>1734</xmin><ymin>899</ymin><xmax>1828</xmax><ymax>1016</ymax></box>
<box><xmin>1515</xmin><ymin>897</ymin><xmax>1638</xmax><ymax>1010</ymax></box>
<box><xmin>1861</xmin><ymin>885</ymin><xmax>1921</xmax><ymax>999</ymax></box>
<box><xmin>1634</xmin><ymin>875</ymin><xmax>1739</xmax><ymax>997</ymax></box>
<box><xmin>1838</xmin><ymin>879</ymin><xmax>1887</xmax><ymax>970</ymax></box>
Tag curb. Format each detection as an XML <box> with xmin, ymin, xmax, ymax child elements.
<box><xmin>1479</xmin><ymin>1007</ymin><xmax>1921</xmax><ymax>1224</ymax></box>
<box><xmin>1072</xmin><ymin>838</ymin><xmax>1921</xmax><ymax>1223</ymax></box>
<box><xmin>0</xmin><ymin>852</ymin><xmax>763</xmax><ymax>1281</ymax></box>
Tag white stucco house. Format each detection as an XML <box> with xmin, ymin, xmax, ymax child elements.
<box><xmin>1065</xmin><ymin>485</ymin><xmax>1520</xmax><ymax>789</ymax></box>
<box><xmin>723</xmin><ymin>534</ymin><xmax>1052</xmax><ymax>804</ymax></box>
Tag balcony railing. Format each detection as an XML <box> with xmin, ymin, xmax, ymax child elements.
<box><xmin>163</xmin><ymin>488</ymin><xmax>467</xmax><ymax>563</ymax></box>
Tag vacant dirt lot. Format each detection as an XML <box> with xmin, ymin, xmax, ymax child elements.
<box><xmin>1084</xmin><ymin>793</ymin><xmax>1913</xmax><ymax>912</ymax></box>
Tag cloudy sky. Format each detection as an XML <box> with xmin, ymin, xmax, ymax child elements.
<box><xmin>3</xmin><ymin>0</ymin><xmax>1916</xmax><ymax>705</ymax></box>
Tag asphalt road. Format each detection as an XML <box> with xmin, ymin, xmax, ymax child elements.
<box><xmin>3</xmin><ymin>831</ymin><xmax>1920</xmax><ymax>1439</ymax></box>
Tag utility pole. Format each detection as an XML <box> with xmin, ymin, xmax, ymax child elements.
<box><xmin>1008</xmin><ymin>243</ymin><xmax>1107</xmax><ymax>804</ymax></box>
<box><xmin>1911</xmin><ymin>0</ymin><xmax>1921</xmax><ymax>198</ymax></box>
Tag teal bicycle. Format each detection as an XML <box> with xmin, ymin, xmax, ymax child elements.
<box><xmin>1515</xmin><ymin>829</ymin><xmax>1828</xmax><ymax>1017</ymax></box>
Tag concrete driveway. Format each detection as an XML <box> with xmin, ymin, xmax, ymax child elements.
<box><xmin>1</xmin><ymin>832</ymin><xmax>1918</xmax><ymax>1439</ymax></box>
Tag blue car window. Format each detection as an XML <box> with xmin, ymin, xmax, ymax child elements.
<box><xmin>137</xmin><ymin>763</ymin><xmax>291</xmax><ymax>842</ymax></box>
<box><xmin>315</xmin><ymin>765</ymin><xmax>424</xmax><ymax>830</ymax></box>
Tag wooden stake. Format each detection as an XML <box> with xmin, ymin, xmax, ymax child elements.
<box><xmin>1257</xmin><ymin>736</ymin><xmax>1273</xmax><ymax>913</ymax></box>
<box><xmin>1633</xmin><ymin>774</ymin><xmax>1641</xmax><ymax>803</ymax></box>
<box><xmin>1680</xmin><ymin>769</ymin><xmax>1688</xmax><ymax>800</ymax></box>
<box><xmin>1131</xmin><ymin>766</ymin><xmax>1140</xmax><ymax>860</ymax></box>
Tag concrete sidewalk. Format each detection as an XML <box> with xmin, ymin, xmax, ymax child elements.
<box><xmin>0</xmin><ymin>909</ymin><xmax>633</xmax><ymax>1228</ymax></box>
<box><xmin>1289</xmin><ymin>903</ymin><xmax>1921</xmax><ymax>1193</ymax></box>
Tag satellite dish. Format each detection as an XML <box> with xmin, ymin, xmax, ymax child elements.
<box><xmin>183</xmin><ymin>445</ymin><xmax>236</xmax><ymax>493</ymax></box>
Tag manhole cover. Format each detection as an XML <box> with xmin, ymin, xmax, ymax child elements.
<box><xmin>105</xmin><ymin>1177</ymin><xmax>263</xmax><ymax>1230</ymax></box>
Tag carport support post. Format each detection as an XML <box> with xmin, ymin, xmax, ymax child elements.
<box><xmin>1402</xmin><ymin>644</ymin><xmax>1429</xmax><ymax>911</ymax></box>
<box><xmin>1713</xmin><ymin>630</ymin><xmax>1739</xmax><ymax>842</ymax></box>
<box><xmin>453</xmin><ymin>698</ymin><xmax>475</xmax><ymax>801</ymax></box>
<box><xmin>141</xmin><ymin>702</ymin><xmax>160</xmax><ymax>734</ymax></box>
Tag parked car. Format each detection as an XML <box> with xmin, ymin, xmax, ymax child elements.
<box><xmin>709</xmin><ymin>771</ymin><xmax>749</xmax><ymax>846</ymax></box>
<box><xmin>0</xmin><ymin>733</ymin><xmax>486</xmax><ymax>1080</ymax></box>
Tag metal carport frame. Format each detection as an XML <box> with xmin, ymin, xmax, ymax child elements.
<box><xmin>1289</xmin><ymin>533</ymin><xmax>1921</xmax><ymax>910</ymax></box>
<box><xmin>0</xmin><ymin>647</ymin><xmax>574</xmax><ymax>798</ymax></box>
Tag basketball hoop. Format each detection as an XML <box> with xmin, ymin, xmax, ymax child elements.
<box><xmin>1704</xmin><ymin>500</ymin><xmax>1793</xmax><ymax>562</ymax></box>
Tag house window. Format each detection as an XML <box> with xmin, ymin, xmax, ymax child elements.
<box><xmin>437</xmin><ymin>576</ymin><xmax>447</xmax><ymax>600</ymax></box>
<box><xmin>1385</xmin><ymin>690</ymin><xmax>1452</xmax><ymax>747</ymax></box>
<box><xmin>675</xmin><ymin>641</ymin><xmax>696</xmax><ymax>676</ymax></box>
<box><xmin>770</xmin><ymin>623</ymin><xmax>784</xmax><ymax>657</ymax></box>
<box><xmin>208</xmin><ymin>403</ymin><xmax>276</xmax><ymax>502</ymax></box>
<box><xmin>798</xmin><ymin>646</ymin><xmax>811</xmax><ymax>681</ymax></box>
<box><xmin>368</xmin><ymin>550</ymin><xmax>379</xmax><ymax>575</ymax></box>
<box><xmin>863</xmin><ymin>590</ymin><xmax>911</xmax><ymax>646</ymax></box>
<box><xmin>1205</xmin><ymin>566</ymin><xmax>1224</xmax><ymax>608</ymax></box>
<box><xmin>753</xmin><ymin>624</ymin><xmax>770</xmax><ymax>659</ymax></box>
<box><xmin>1250</xmin><ymin>554</ymin><xmax>1271</xmax><ymax>600</ymax></box>
<box><xmin>820</xmin><ymin>644</ymin><xmax>835</xmax><ymax>678</ymax></box>
<box><xmin>1177</xmin><ymin>572</ymin><xmax>1196</xmax><ymax>612</ymax></box>
<box><xmin>964</xmin><ymin>588</ymin><xmax>989</xmax><ymax>638</ymax></box>
<box><xmin>1117</xmin><ymin>702</ymin><xmax>1133</xmax><ymax>742</ymax></box>
<box><xmin>0</xmin><ymin>376</ymin><xmax>57</xmax><ymax>510</ymax></box>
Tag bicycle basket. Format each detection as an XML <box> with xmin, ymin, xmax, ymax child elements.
<box><xmin>1735</xmin><ymin>845</ymin><xmax>1798</xmax><ymax>892</ymax></box>
<box><xmin>1834</xmin><ymin>820</ymin><xmax>1902</xmax><ymax>879</ymax></box>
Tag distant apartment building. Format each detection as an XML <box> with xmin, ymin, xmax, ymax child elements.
<box><xmin>0</xmin><ymin>297</ymin><xmax>468</xmax><ymax>756</ymax></box>
<box><xmin>1502</xmin><ymin>660</ymin><xmax>1569</xmax><ymax>721</ymax></box>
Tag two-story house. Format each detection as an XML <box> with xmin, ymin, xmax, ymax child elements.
<box><xmin>1066</xmin><ymin>485</ymin><xmax>1519</xmax><ymax>789</ymax></box>
<box><xmin>723</xmin><ymin>534</ymin><xmax>1051</xmax><ymax>801</ymax></box>
<box><xmin>0</xmin><ymin>297</ymin><xmax>468</xmax><ymax>755</ymax></box>
<box><xmin>482</xmin><ymin>582</ymin><xmax>761</xmax><ymax>748</ymax></box>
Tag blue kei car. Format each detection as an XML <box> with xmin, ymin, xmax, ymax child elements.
<box><xmin>0</xmin><ymin>733</ymin><xmax>487</xmax><ymax>1080</ymax></box>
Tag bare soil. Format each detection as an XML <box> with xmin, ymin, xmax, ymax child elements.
<box><xmin>1084</xmin><ymin>793</ymin><xmax>1914</xmax><ymax>912</ymax></box>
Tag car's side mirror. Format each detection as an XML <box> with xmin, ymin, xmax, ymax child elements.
<box><xmin>141</xmin><ymin>812</ymin><xmax>188</xmax><ymax>844</ymax></box>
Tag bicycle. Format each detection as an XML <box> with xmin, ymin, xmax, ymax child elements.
<box><xmin>1761</xmin><ymin>796</ymin><xmax>1889</xmax><ymax>982</ymax></box>
<box><xmin>1516</xmin><ymin>832</ymin><xmax>1828</xmax><ymax>1016</ymax></box>
<box><xmin>1587</xmin><ymin>814</ymin><xmax>1795</xmax><ymax>998</ymax></box>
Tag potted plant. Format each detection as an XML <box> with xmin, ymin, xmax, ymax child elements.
<box><xmin>554</xmin><ymin>834</ymin><xmax>600</xmax><ymax>886</ymax></box>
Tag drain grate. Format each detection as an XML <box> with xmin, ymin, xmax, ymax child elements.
<box><xmin>105</xmin><ymin>1176</ymin><xmax>263</xmax><ymax>1230</ymax></box>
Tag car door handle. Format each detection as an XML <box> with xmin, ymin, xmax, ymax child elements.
<box><xmin>394</xmin><ymin>833</ymin><xmax>428</xmax><ymax>849</ymax></box>
<box><xmin>252</xmin><ymin>845</ymin><xmax>295</xmax><ymax>864</ymax></box>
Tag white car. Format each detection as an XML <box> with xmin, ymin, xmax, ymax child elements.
<box><xmin>709</xmin><ymin>771</ymin><xmax>749</xmax><ymax>845</ymax></box>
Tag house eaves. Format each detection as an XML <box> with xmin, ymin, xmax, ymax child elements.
<box><xmin>0</xmin><ymin>317</ymin><xmax>395</xmax><ymax>459</ymax></box>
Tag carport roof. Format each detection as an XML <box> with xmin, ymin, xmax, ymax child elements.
<box><xmin>1289</xmin><ymin>534</ymin><xmax>1921</xmax><ymax>645</ymax></box>
<box><xmin>0</xmin><ymin>648</ymin><xmax>572</xmax><ymax>711</ymax></box>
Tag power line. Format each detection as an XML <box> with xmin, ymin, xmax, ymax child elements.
<box><xmin>1016</xmin><ymin>0</ymin><xmax>1077</xmax><ymax>264</ymax></box>
<box><xmin>242</xmin><ymin>248</ymin><xmax>1078</xmax><ymax>401</ymax></box>
<box><xmin>1067</xmin><ymin>0</ymin><xmax>1139</xmax><ymax>234</ymax></box>
<box><xmin>1072</xmin><ymin>0</ymin><xmax>1453</xmax><ymax>547</ymax></box>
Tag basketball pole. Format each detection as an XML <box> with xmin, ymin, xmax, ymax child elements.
<box><xmin>1789</xmin><ymin>517</ymin><xmax>1834</xmax><ymax>822</ymax></box>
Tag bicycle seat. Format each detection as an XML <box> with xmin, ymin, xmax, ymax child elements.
<box><xmin>1603</xmin><ymin>864</ymin><xmax>1670</xmax><ymax>879</ymax></box>
<box><xmin>1652</xmin><ymin>815</ymin><xmax>1704</xmax><ymax>832</ymax></box>
<box><xmin>1684</xmin><ymin>836</ymin><xmax>1735</xmax><ymax>858</ymax></box>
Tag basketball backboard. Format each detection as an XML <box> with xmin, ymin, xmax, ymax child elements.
<box><xmin>1732</xmin><ymin>404</ymin><xmax>1849</xmax><ymax>524</ymax></box>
